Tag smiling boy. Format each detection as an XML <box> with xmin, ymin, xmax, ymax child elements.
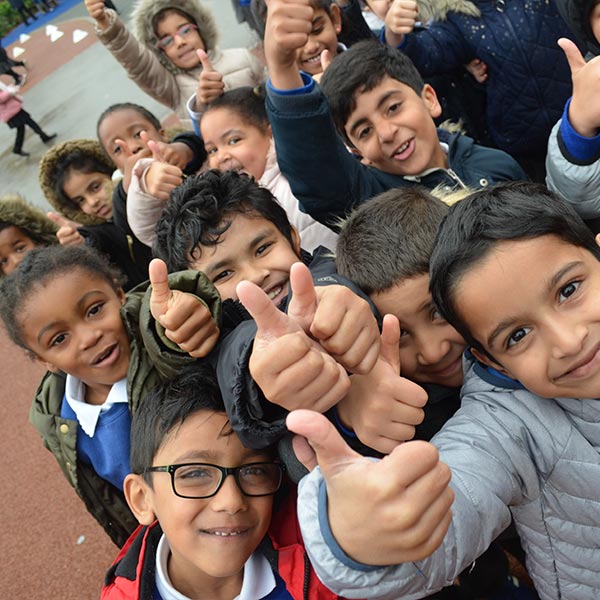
<box><xmin>263</xmin><ymin>0</ymin><xmax>526</xmax><ymax>227</ymax></box>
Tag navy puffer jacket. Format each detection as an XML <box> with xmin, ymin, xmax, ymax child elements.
<box><xmin>398</xmin><ymin>0</ymin><xmax>578</xmax><ymax>156</ymax></box>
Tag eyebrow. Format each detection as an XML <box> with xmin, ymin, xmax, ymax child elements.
<box><xmin>202</xmin><ymin>228</ymin><xmax>272</xmax><ymax>274</ymax></box>
<box><xmin>486</xmin><ymin>261</ymin><xmax>583</xmax><ymax>349</ymax></box>
<box><xmin>205</xmin><ymin>128</ymin><xmax>244</xmax><ymax>146</ymax></box>
<box><xmin>348</xmin><ymin>90</ymin><xmax>403</xmax><ymax>138</ymax></box>
<box><xmin>173</xmin><ymin>448</ymin><xmax>270</xmax><ymax>464</ymax></box>
<box><xmin>37</xmin><ymin>290</ymin><xmax>103</xmax><ymax>344</ymax></box>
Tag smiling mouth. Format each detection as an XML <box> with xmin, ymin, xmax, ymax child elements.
<box><xmin>92</xmin><ymin>344</ymin><xmax>117</xmax><ymax>366</ymax></box>
<box><xmin>265</xmin><ymin>284</ymin><xmax>285</xmax><ymax>303</ymax></box>
<box><xmin>556</xmin><ymin>343</ymin><xmax>600</xmax><ymax>381</ymax></box>
<box><xmin>201</xmin><ymin>527</ymin><xmax>249</xmax><ymax>537</ymax></box>
<box><xmin>392</xmin><ymin>139</ymin><xmax>412</xmax><ymax>158</ymax></box>
<box><xmin>302</xmin><ymin>55</ymin><xmax>321</xmax><ymax>65</ymax></box>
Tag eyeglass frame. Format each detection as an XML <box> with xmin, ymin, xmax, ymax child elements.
<box><xmin>155</xmin><ymin>23</ymin><xmax>199</xmax><ymax>50</ymax></box>
<box><xmin>144</xmin><ymin>461</ymin><xmax>285</xmax><ymax>499</ymax></box>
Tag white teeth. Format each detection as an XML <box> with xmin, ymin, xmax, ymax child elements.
<box><xmin>213</xmin><ymin>531</ymin><xmax>242</xmax><ymax>536</ymax></box>
<box><xmin>267</xmin><ymin>286</ymin><xmax>282</xmax><ymax>300</ymax></box>
<box><xmin>395</xmin><ymin>141</ymin><xmax>410</xmax><ymax>155</ymax></box>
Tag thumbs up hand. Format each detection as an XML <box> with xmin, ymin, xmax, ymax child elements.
<box><xmin>237</xmin><ymin>275</ymin><xmax>351</xmax><ymax>414</ymax></box>
<box><xmin>559</xmin><ymin>37</ymin><xmax>600</xmax><ymax>137</ymax></box>
<box><xmin>287</xmin><ymin>409</ymin><xmax>454</xmax><ymax>565</ymax></box>
<box><xmin>149</xmin><ymin>258</ymin><xmax>220</xmax><ymax>357</ymax></box>
<box><xmin>144</xmin><ymin>139</ymin><xmax>184</xmax><ymax>201</ymax></box>
<box><xmin>196</xmin><ymin>49</ymin><xmax>225</xmax><ymax>107</ymax></box>
<box><xmin>47</xmin><ymin>212</ymin><xmax>86</xmax><ymax>246</ymax></box>
<box><xmin>336</xmin><ymin>314</ymin><xmax>428</xmax><ymax>454</ymax></box>
<box><xmin>385</xmin><ymin>0</ymin><xmax>418</xmax><ymax>47</ymax></box>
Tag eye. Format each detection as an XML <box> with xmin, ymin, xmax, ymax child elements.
<box><xmin>90</xmin><ymin>181</ymin><xmax>102</xmax><ymax>192</ymax></box>
<box><xmin>227</xmin><ymin>136</ymin><xmax>242</xmax><ymax>146</ymax></box>
<box><xmin>399</xmin><ymin>328</ymin><xmax>409</xmax><ymax>338</ymax></box>
<box><xmin>507</xmin><ymin>327</ymin><xmax>532</xmax><ymax>348</ymax></box>
<box><xmin>15</xmin><ymin>244</ymin><xmax>27</xmax><ymax>254</ymax></box>
<box><xmin>134</xmin><ymin>129</ymin><xmax>145</xmax><ymax>140</ymax></box>
<box><xmin>88</xmin><ymin>302</ymin><xmax>104</xmax><ymax>318</ymax></box>
<box><xmin>256</xmin><ymin>242</ymin><xmax>273</xmax><ymax>256</ymax></box>
<box><xmin>558</xmin><ymin>281</ymin><xmax>580</xmax><ymax>303</ymax></box>
<box><xmin>212</xmin><ymin>269</ymin><xmax>233</xmax><ymax>283</ymax></box>
<box><xmin>432</xmin><ymin>308</ymin><xmax>443</xmax><ymax>321</ymax></box>
<box><xmin>205</xmin><ymin>146</ymin><xmax>217</xmax><ymax>156</ymax></box>
<box><xmin>50</xmin><ymin>332</ymin><xmax>67</xmax><ymax>347</ymax></box>
<box><xmin>0</xmin><ymin>257</ymin><xmax>7</xmax><ymax>267</ymax></box>
<box><xmin>311</xmin><ymin>25</ymin><xmax>324</xmax><ymax>35</ymax></box>
<box><xmin>112</xmin><ymin>145</ymin><xmax>121</xmax><ymax>155</ymax></box>
<box><xmin>180</xmin><ymin>24</ymin><xmax>194</xmax><ymax>35</ymax></box>
<box><xmin>387</xmin><ymin>102</ymin><xmax>401</xmax><ymax>116</ymax></box>
<box><xmin>178</xmin><ymin>466</ymin><xmax>212</xmax><ymax>480</ymax></box>
<box><xmin>357</xmin><ymin>126</ymin><xmax>372</xmax><ymax>140</ymax></box>
<box><xmin>159</xmin><ymin>35</ymin><xmax>174</xmax><ymax>49</ymax></box>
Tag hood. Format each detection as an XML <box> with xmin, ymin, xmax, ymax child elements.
<box><xmin>131</xmin><ymin>0</ymin><xmax>218</xmax><ymax>75</ymax></box>
<box><xmin>556</xmin><ymin>0</ymin><xmax>600</xmax><ymax>55</ymax></box>
<box><xmin>38</xmin><ymin>139</ymin><xmax>116</xmax><ymax>226</ymax></box>
<box><xmin>0</xmin><ymin>193</ymin><xmax>58</xmax><ymax>246</ymax></box>
<box><xmin>417</xmin><ymin>0</ymin><xmax>480</xmax><ymax>21</ymax></box>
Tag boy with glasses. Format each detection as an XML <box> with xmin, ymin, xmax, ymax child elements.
<box><xmin>102</xmin><ymin>363</ymin><xmax>339</xmax><ymax>599</ymax></box>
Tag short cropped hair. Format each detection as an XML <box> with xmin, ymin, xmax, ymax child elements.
<box><xmin>429</xmin><ymin>182</ymin><xmax>600</xmax><ymax>355</ymax></box>
<box><xmin>153</xmin><ymin>169</ymin><xmax>295</xmax><ymax>272</ymax></box>
<box><xmin>320</xmin><ymin>40</ymin><xmax>425</xmax><ymax>145</ymax></box>
<box><xmin>336</xmin><ymin>187</ymin><xmax>448</xmax><ymax>295</ymax></box>
<box><xmin>0</xmin><ymin>245</ymin><xmax>123</xmax><ymax>351</ymax></box>
<box><xmin>130</xmin><ymin>363</ymin><xmax>235</xmax><ymax>484</ymax></box>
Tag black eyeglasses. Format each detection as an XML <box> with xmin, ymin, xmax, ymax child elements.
<box><xmin>144</xmin><ymin>461</ymin><xmax>285</xmax><ymax>499</ymax></box>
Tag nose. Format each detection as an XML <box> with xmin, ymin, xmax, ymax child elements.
<box><xmin>78</xmin><ymin>324</ymin><xmax>102</xmax><ymax>352</ymax></box>
<box><xmin>415</xmin><ymin>328</ymin><xmax>451</xmax><ymax>367</ymax></box>
<box><xmin>210</xmin><ymin>474</ymin><xmax>248</xmax><ymax>514</ymax></box>
<box><xmin>375</xmin><ymin>119</ymin><xmax>396</xmax><ymax>144</ymax></box>
<box><xmin>241</xmin><ymin>264</ymin><xmax>270</xmax><ymax>288</ymax></box>
<box><xmin>548</xmin><ymin>318</ymin><xmax>587</xmax><ymax>359</ymax></box>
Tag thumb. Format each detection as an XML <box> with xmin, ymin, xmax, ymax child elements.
<box><xmin>46</xmin><ymin>211</ymin><xmax>68</xmax><ymax>227</ymax></box>
<box><xmin>286</xmin><ymin>262</ymin><xmax>317</xmax><ymax>329</ymax></box>
<box><xmin>286</xmin><ymin>410</ymin><xmax>360</xmax><ymax>475</ymax></box>
<box><xmin>147</xmin><ymin>139</ymin><xmax>166</xmax><ymax>163</ymax></box>
<box><xmin>197</xmin><ymin>49</ymin><xmax>214</xmax><ymax>72</ymax></box>
<box><xmin>237</xmin><ymin>280</ymin><xmax>296</xmax><ymax>340</ymax></box>
<box><xmin>558</xmin><ymin>37</ymin><xmax>586</xmax><ymax>75</ymax></box>
<box><xmin>379</xmin><ymin>313</ymin><xmax>401</xmax><ymax>374</ymax></box>
<box><xmin>149</xmin><ymin>258</ymin><xmax>172</xmax><ymax>320</ymax></box>
<box><xmin>320</xmin><ymin>48</ymin><xmax>333</xmax><ymax>73</ymax></box>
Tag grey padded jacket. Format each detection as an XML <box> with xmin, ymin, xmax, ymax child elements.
<box><xmin>297</xmin><ymin>352</ymin><xmax>600</xmax><ymax>600</ymax></box>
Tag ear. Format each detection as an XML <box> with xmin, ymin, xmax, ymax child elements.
<box><xmin>470</xmin><ymin>346</ymin><xmax>511</xmax><ymax>376</ymax></box>
<box><xmin>124</xmin><ymin>474</ymin><xmax>157</xmax><ymax>526</ymax></box>
<box><xmin>117</xmin><ymin>286</ymin><xmax>126</xmax><ymax>306</ymax></box>
<box><xmin>595</xmin><ymin>233</ymin><xmax>600</xmax><ymax>248</ymax></box>
<box><xmin>290</xmin><ymin>225</ymin><xmax>302</xmax><ymax>257</ymax></box>
<box><xmin>421</xmin><ymin>83</ymin><xmax>443</xmax><ymax>119</ymax></box>
<box><xmin>329</xmin><ymin>3</ymin><xmax>343</xmax><ymax>34</ymax></box>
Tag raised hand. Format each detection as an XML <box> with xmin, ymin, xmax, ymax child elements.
<box><xmin>114</xmin><ymin>139</ymin><xmax>151</xmax><ymax>192</ymax></box>
<box><xmin>149</xmin><ymin>258</ymin><xmax>220</xmax><ymax>358</ymax></box>
<box><xmin>287</xmin><ymin>409</ymin><xmax>454</xmax><ymax>565</ymax></box>
<box><xmin>385</xmin><ymin>0</ymin><xmax>418</xmax><ymax>47</ymax></box>
<box><xmin>144</xmin><ymin>139</ymin><xmax>183</xmax><ymax>201</ymax></box>
<box><xmin>196</xmin><ymin>49</ymin><xmax>225</xmax><ymax>107</ymax></box>
<box><xmin>47</xmin><ymin>212</ymin><xmax>85</xmax><ymax>246</ymax></box>
<box><xmin>559</xmin><ymin>37</ymin><xmax>600</xmax><ymax>137</ymax></box>
<box><xmin>287</xmin><ymin>262</ymin><xmax>380</xmax><ymax>374</ymax></box>
<box><xmin>139</xmin><ymin>130</ymin><xmax>189</xmax><ymax>170</ymax></box>
<box><xmin>336</xmin><ymin>314</ymin><xmax>428</xmax><ymax>454</ymax></box>
<box><xmin>237</xmin><ymin>277</ymin><xmax>351</xmax><ymax>413</ymax></box>
<box><xmin>84</xmin><ymin>0</ymin><xmax>110</xmax><ymax>29</ymax></box>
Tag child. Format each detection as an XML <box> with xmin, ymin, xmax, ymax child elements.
<box><xmin>0</xmin><ymin>194</ymin><xmax>58</xmax><ymax>277</ymax></box>
<box><xmin>380</xmin><ymin>0</ymin><xmax>577</xmax><ymax>181</ymax></box>
<box><xmin>0</xmin><ymin>81</ymin><xmax>56</xmax><ymax>157</ymax></box>
<box><xmin>84</xmin><ymin>0</ymin><xmax>265</xmax><ymax>128</ymax></box>
<box><xmin>287</xmin><ymin>182</ymin><xmax>600</xmax><ymax>600</ymax></box>
<box><xmin>0</xmin><ymin>245</ymin><xmax>221</xmax><ymax>547</ymax></box>
<box><xmin>129</xmin><ymin>86</ymin><xmax>338</xmax><ymax>252</ymax></box>
<box><xmin>546</xmin><ymin>0</ymin><xmax>600</xmax><ymax>228</ymax></box>
<box><xmin>102</xmin><ymin>363</ymin><xmax>340</xmax><ymax>599</ymax></box>
<box><xmin>263</xmin><ymin>1</ymin><xmax>526</xmax><ymax>227</ymax></box>
<box><xmin>38</xmin><ymin>139</ymin><xmax>151</xmax><ymax>290</ymax></box>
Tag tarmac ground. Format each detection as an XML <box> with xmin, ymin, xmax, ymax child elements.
<box><xmin>0</xmin><ymin>2</ymin><xmax>256</xmax><ymax>597</ymax></box>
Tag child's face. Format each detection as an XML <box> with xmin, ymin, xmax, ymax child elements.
<box><xmin>20</xmin><ymin>268</ymin><xmax>130</xmax><ymax>399</ymax></box>
<box><xmin>296</xmin><ymin>6</ymin><xmax>342</xmax><ymax>76</ymax></box>
<box><xmin>370</xmin><ymin>274</ymin><xmax>466</xmax><ymax>387</ymax></box>
<box><xmin>591</xmin><ymin>3</ymin><xmax>600</xmax><ymax>43</ymax></box>
<box><xmin>62</xmin><ymin>170</ymin><xmax>113</xmax><ymax>220</ymax></box>
<box><xmin>455</xmin><ymin>234</ymin><xmax>600</xmax><ymax>399</ymax></box>
<box><xmin>131</xmin><ymin>410</ymin><xmax>275</xmax><ymax>595</ymax></box>
<box><xmin>364</xmin><ymin>0</ymin><xmax>390</xmax><ymax>22</ymax></box>
<box><xmin>201</xmin><ymin>108</ymin><xmax>272</xmax><ymax>181</ymax></box>
<box><xmin>155</xmin><ymin>10</ymin><xmax>205</xmax><ymax>70</ymax></box>
<box><xmin>190</xmin><ymin>213</ymin><xmax>301</xmax><ymax>304</ymax></box>
<box><xmin>0</xmin><ymin>226</ymin><xmax>38</xmax><ymax>276</ymax></box>
<box><xmin>98</xmin><ymin>108</ymin><xmax>166</xmax><ymax>173</ymax></box>
<box><xmin>345</xmin><ymin>77</ymin><xmax>446</xmax><ymax>176</ymax></box>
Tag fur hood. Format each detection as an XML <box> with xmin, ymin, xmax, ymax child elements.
<box><xmin>0</xmin><ymin>194</ymin><xmax>58</xmax><ymax>247</ymax></box>
<box><xmin>38</xmin><ymin>139</ymin><xmax>117</xmax><ymax>227</ymax></box>
<box><xmin>131</xmin><ymin>0</ymin><xmax>218</xmax><ymax>74</ymax></box>
<box><xmin>555</xmin><ymin>0</ymin><xmax>600</xmax><ymax>55</ymax></box>
<box><xmin>417</xmin><ymin>0</ymin><xmax>480</xmax><ymax>21</ymax></box>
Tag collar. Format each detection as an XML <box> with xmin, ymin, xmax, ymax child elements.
<box><xmin>155</xmin><ymin>534</ymin><xmax>276</xmax><ymax>600</ymax></box>
<box><xmin>403</xmin><ymin>141</ymin><xmax>449</xmax><ymax>181</ymax></box>
<box><xmin>64</xmin><ymin>375</ymin><xmax>128</xmax><ymax>437</ymax></box>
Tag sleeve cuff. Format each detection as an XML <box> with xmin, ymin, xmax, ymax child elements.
<box><xmin>559</xmin><ymin>97</ymin><xmax>600</xmax><ymax>163</ymax></box>
<box><xmin>267</xmin><ymin>72</ymin><xmax>315</xmax><ymax>96</ymax></box>
<box><xmin>331</xmin><ymin>406</ymin><xmax>358</xmax><ymax>439</ymax></box>
<box><xmin>186</xmin><ymin>94</ymin><xmax>202</xmax><ymax>137</ymax></box>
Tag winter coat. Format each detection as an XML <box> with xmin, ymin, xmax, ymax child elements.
<box><xmin>94</xmin><ymin>0</ymin><xmax>265</xmax><ymax>128</ymax></box>
<box><xmin>101</xmin><ymin>490</ymin><xmax>340</xmax><ymax>600</ymax></box>
<box><xmin>29</xmin><ymin>271</ymin><xmax>222</xmax><ymax>547</ymax></box>
<box><xmin>0</xmin><ymin>193</ymin><xmax>58</xmax><ymax>249</ymax></box>
<box><xmin>545</xmin><ymin>0</ymin><xmax>600</xmax><ymax>220</ymax></box>
<box><xmin>394</xmin><ymin>0</ymin><xmax>577</xmax><ymax>157</ymax></box>
<box><xmin>266</xmin><ymin>76</ymin><xmax>527</xmax><ymax>227</ymax></box>
<box><xmin>296</xmin><ymin>351</ymin><xmax>600</xmax><ymax>600</ymax></box>
<box><xmin>0</xmin><ymin>82</ymin><xmax>22</xmax><ymax>123</ymax></box>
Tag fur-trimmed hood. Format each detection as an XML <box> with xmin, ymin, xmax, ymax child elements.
<box><xmin>0</xmin><ymin>194</ymin><xmax>58</xmax><ymax>247</ymax></box>
<box><xmin>555</xmin><ymin>0</ymin><xmax>600</xmax><ymax>55</ymax></box>
<box><xmin>131</xmin><ymin>0</ymin><xmax>218</xmax><ymax>74</ymax></box>
<box><xmin>417</xmin><ymin>0</ymin><xmax>480</xmax><ymax>21</ymax></box>
<box><xmin>38</xmin><ymin>139</ymin><xmax>117</xmax><ymax>227</ymax></box>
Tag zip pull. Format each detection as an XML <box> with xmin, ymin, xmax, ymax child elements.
<box><xmin>446</xmin><ymin>168</ymin><xmax>467</xmax><ymax>189</ymax></box>
<box><xmin>495</xmin><ymin>0</ymin><xmax>506</xmax><ymax>12</ymax></box>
